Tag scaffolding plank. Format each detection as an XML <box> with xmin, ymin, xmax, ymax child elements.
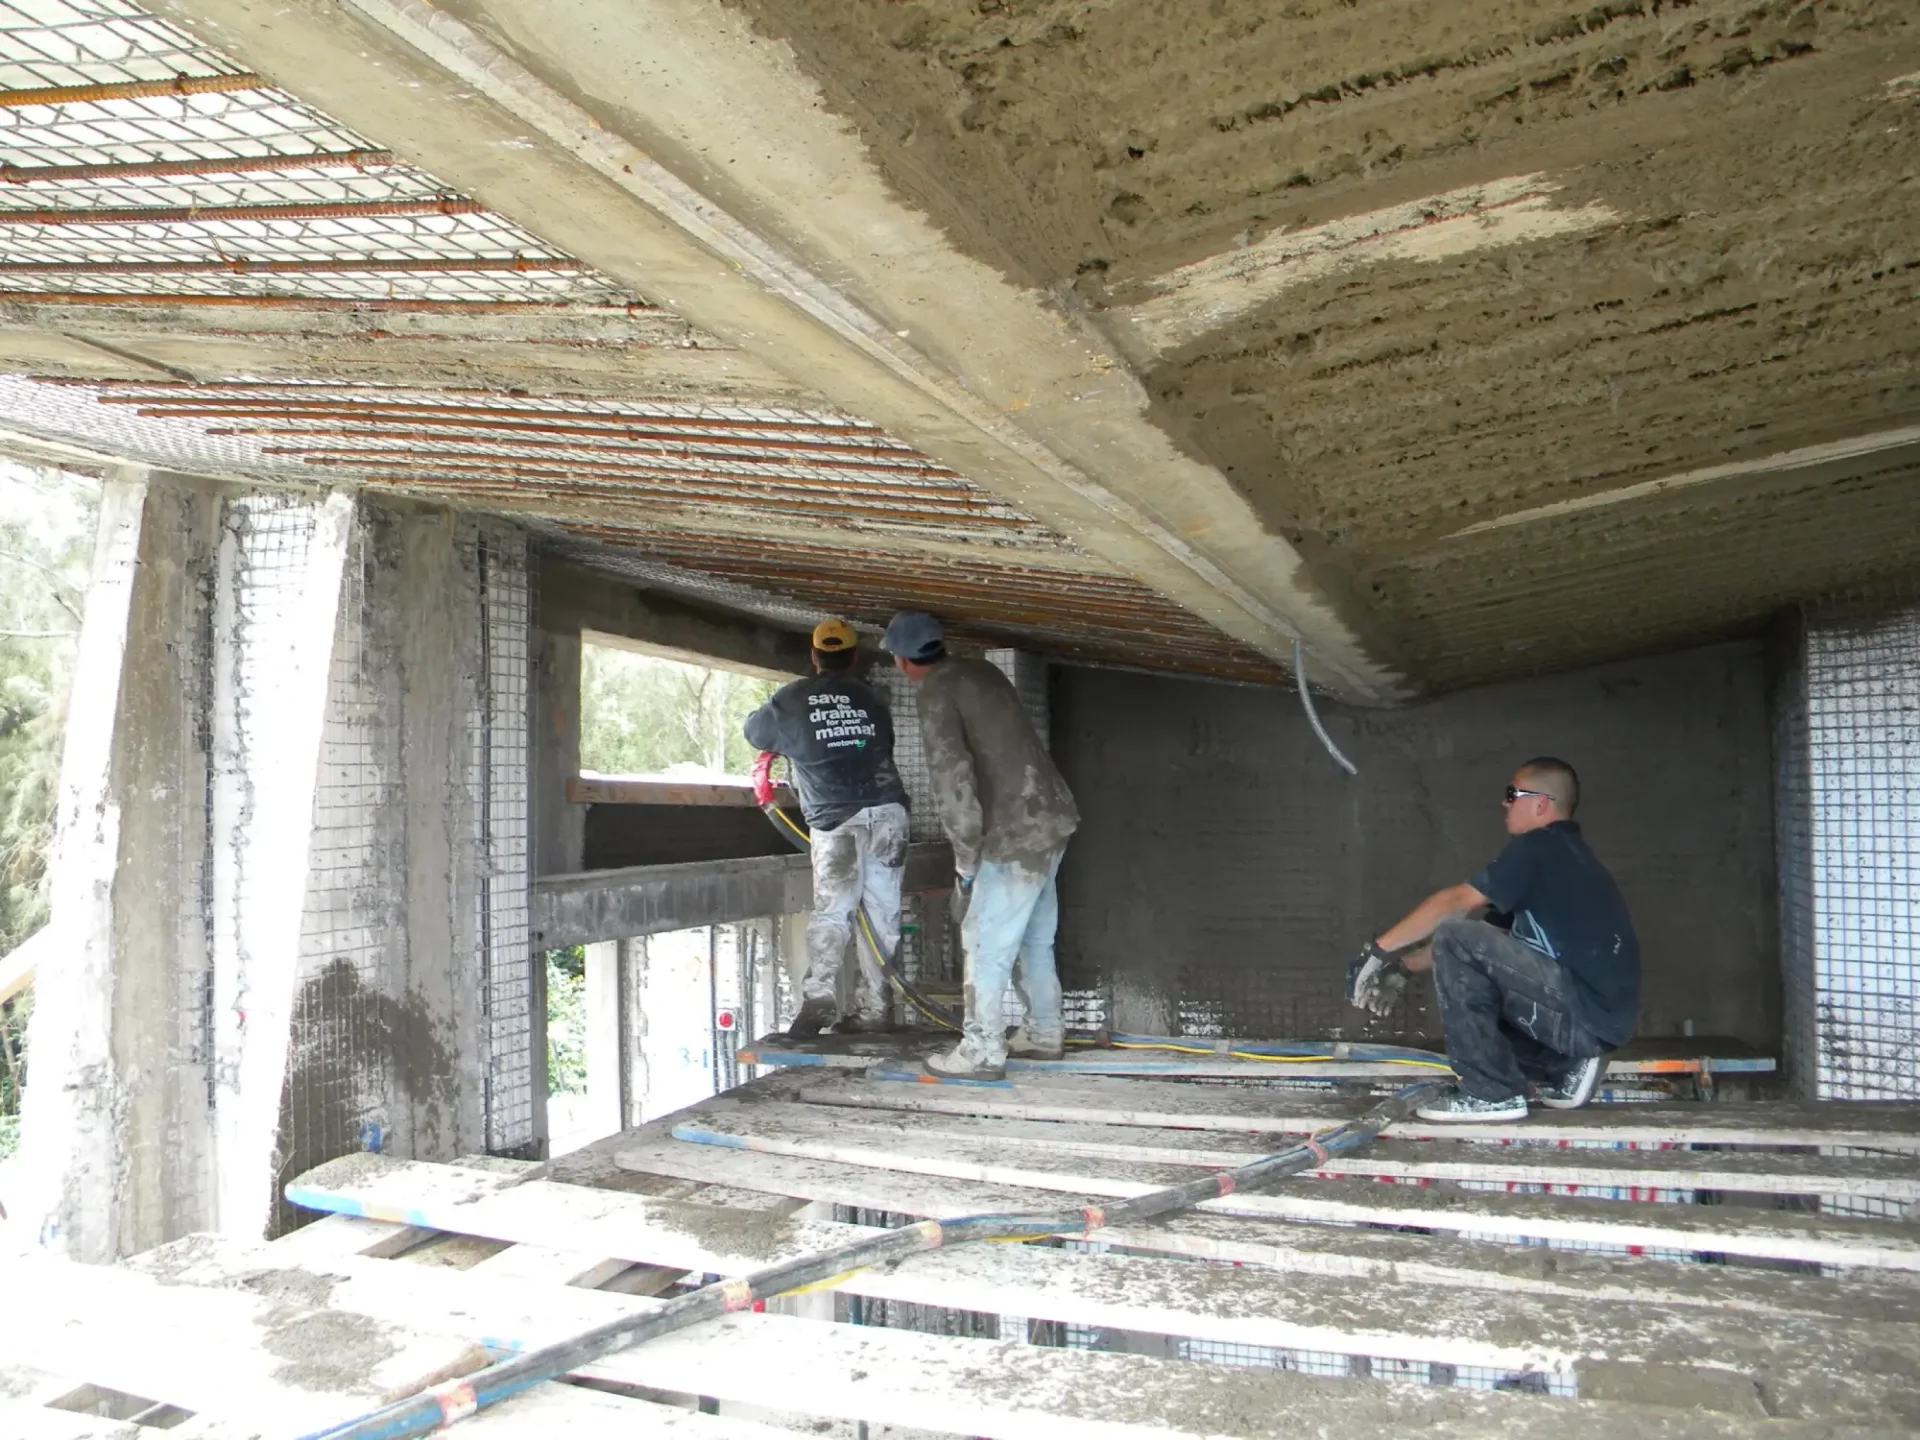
<box><xmin>614</xmin><ymin>1133</ymin><xmax>1920</xmax><ymax>1325</ymax></box>
<box><xmin>797</xmin><ymin>1074</ymin><xmax>1920</xmax><ymax>1151</ymax></box>
<box><xmin>574</xmin><ymin>1309</ymin><xmax>1896</xmax><ymax>1439</ymax></box>
<box><xmin>846</xmin><ymin>1241</ymin><xmax>1917</xmax><ymax>1422</ymax></box>
<box><xmin>666</xmin><ymin>1110</ymin><xmax>1920</xmax><ymax>1270</ymax></box>
<box><xmin>286</xmin><ymin>1155</ymin><xmax>860</xmax><ymax>1274</ymax></box>
<box><xmin>0</xmin><ymin>1403</ymin><xmax>143</xmax><ymax>1440</ymax></box>
<box><xmin>457</xmin><ymin>1384</ymin><xmax>822</xmax><ymax>1438</ymax></box>
<box><xmin>711</xmin><ymin>1099</ymin><xmax>1920</xmax><ymax>1199</ymax></box>
<box><xmin>0</xmin><ymin>1254</ymin><xmax>489</xmax><ymax>1434</ymax></box>
<box><xmin>271</xmin><ymin>1159</ymin><xmax>1920</xmax><ymax>1413</ymax></box>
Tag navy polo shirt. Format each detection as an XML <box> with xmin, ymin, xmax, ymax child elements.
<box><xmin>1471</xmin><ymin>820</ymin><xmax>1641</xmax><ymax>1047</ymax></box>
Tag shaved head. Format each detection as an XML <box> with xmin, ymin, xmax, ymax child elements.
<box><xmin>1516</xmin><ymin>757</ymin><xmax>1579</xmax><ymax>817</ymax></box>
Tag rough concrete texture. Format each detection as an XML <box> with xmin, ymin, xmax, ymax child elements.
<box><xmin>700</xmin><ymin>0</ymin><xmax>1920</xmax><ymax>690</ymax></box>
<box><xmin>1052</xmin><ymin>640</ymin><xmax>1777</xmax><ymax>1047</ymax></box>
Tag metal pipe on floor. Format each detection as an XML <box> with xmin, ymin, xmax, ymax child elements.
<box><xmin>297</xmin><ymin>1078</ymin><xmax>1445</xmax><ymax>1440</ymax></box>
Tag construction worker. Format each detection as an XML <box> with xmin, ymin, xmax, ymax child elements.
<box><xmin>1348</xmin><ymin>757</ymin><xmax>1640</xmax><ymax>1121</ymax></box>
<box><xmin>883</xmin><ymin>611</ymin><xmax>1079</xmax><ymax>1081</ymax></box>
<box><xmin>744</xmin><ymin>619</ymin><xmax>910</xmax><ymax>1037</ymax></box>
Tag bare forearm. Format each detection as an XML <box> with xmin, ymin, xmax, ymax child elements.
<box><xmin>1376</xmin><ymin>885</ymin><xmax>1483</xmax><ymax>953</ymax></box>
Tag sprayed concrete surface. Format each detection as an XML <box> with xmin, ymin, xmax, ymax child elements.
<box><xmin>1053</xmin><ymin>640</ymin><xmax>1776</xmax><ymax>1047</ymax></box>
<box><xmin>705</xmin><ymin>0</ymin><xmax>1920</xmax><ymax>689</ymax></box>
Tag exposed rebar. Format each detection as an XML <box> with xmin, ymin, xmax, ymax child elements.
<box><xmin>0</xmin><ymin>257</ymin><xmax>582</xmax><ymax>276</ymax></box>
<box><xmin>0</xmin><ymin>197</ymin><xmax>484</xmax><ymax>225</ymax></box>
<box><xmin>0</xmin><ymin>150</ymin><xmax>395</xmax><ymax>184</ymax></box>
<box><xmin>0</xmin><ymin>74</ymin><xmax>263</xmax><ymax>109</ymax></box>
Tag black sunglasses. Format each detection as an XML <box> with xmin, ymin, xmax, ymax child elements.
<box><xmin>1503</xmin><ymin>785</ymin><xmax>1552</xmax><ymax>805</ymax></box>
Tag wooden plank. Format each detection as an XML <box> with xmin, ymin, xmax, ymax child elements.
<box><xmin>0</xmin><ymin>1403</ymin><xmax>143</xmax><ymax>1440</ymax></box>
<box><xmin>459</xmin><ymin>1384</ymin><xmax>819</xmax><ymax>1438</ymax></box>
<box><xmin>575</xmin><ymin>1309</ymin><xmax>1901</xmax><ymax>1440</ymax></box>
<box><xmin>567</xmin><ymin>776</ymin><xmax>794</xmax><ymax>807</ymax></box>
<box><xmin>269</xmin><ymin>1159</ymin><xmax>1920</xmax><ymax>1420</ymax></box>
<box><xmin>797</xmin><ymin>1073</ymin><xmax>1920</xmax><ymax>1151</ymax></box>
<box><xmin>738</xmin><ymin>1042</ymin><xmax>1430</xmax><ymax>1081</ymax></box>
<box><xmin>846</xmin><ymin>1242</ymin><xmax>1919</xmax><ymax>1423</ymax></box>
<box><xmin>710</xmin><ymin>1099</ymin><xmax>1920</xmax><ymax>1199</ymax></box>
<box><xmin>614</xmin><ymin>1133</ymin><xmax>1920</xmax><ymax>1326</ymax></box>
<box><xmin>287</xmin><ymin>1154</ymin><xmax>863</xmax><ymax>1274</ymax></box>
<box><xmin>665</xmin><ymin>1110</ymin><xmax>1920</xmax><ymax>1270</ymax></box>
<box><xmin>0</xmin><ymin>1252</ymin><xmax>489</xmax><ymax>1434</ymax></box>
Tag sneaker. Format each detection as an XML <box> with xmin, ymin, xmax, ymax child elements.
<box><xmin>1006</xmin><ymin>1028</ymin><xmax>1064</xmax><ymax>1061</ymax></box>
<box><xmin>833</xmin><ymin>1013</ymin><xmax>895</xmax><ymax>1036</ymax></box>
<box><xmin>923</xmin><ymin>1044</ymin><xmax>1007</xmax><ymax>1082</ymax></box>
<box><xmin>1416</xmin><ymin>1089</ymin><xmax>1529</xmax><ymax>1123</ymax></box>
<box><xmin>1536</xmin><ymin>1053</ymin><xmax>1604</xmax><ymax>1110</ymax></box>
<box><xmin>786</xmin><ymin>996</ymin><xmax>836</xmax><ymax>1039</ymax></box>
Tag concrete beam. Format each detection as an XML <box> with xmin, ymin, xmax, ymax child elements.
<box><xmin>540</xmin><ymin>558</ymin><xmax>811</xmax><ymax>679</ymax></box>
<box><xmin>533</xmin><ymin>842</ymin><xmax>953</xmax><ymax>949</ymax></box>
<box><xmin>149</xmin><ymin>0</ymin><xmax>1402</xmax><ymax>701</ymax></box>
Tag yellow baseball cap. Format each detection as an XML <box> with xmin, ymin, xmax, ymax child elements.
<box><xmin>811</xmin><ymin>618</ymin><xmax>858</xmax><ymax>652</ymax></box>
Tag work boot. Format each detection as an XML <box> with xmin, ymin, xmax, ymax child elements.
<box><xmin>786</xmin><ymin>995</ymin><xmax>836</xmax><ymax>1039</ymax></box>
<box><xmin>1006</xmin><ymin>1027</ymin><xmax>1064</xmax><ymax>1062</ymax></box>
<box><xmin>923</xmin><ymin>1042</ymin><xmax>1006</xmax><ymax>1082</ymax></box>
<box><xmin>1535</xmin><ymin>1053</ymin><xmax>1604</xmax><ymax>1111</ymax></box>
<box><xmin>1415</xmin><ymin>1089</ymin><xmax>1528</xmax><ymax>1123</ymax></box>
<box><xmin>833</xmin><ymin>1013</ymin><xmax>895</xmax><ymax>1036</ymax></box>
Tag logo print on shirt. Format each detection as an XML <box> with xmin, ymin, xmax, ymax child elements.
<box><xmin>810</xmin><ymin>694</ymin><xmax>877</xmax><ymax>750</ymax></box>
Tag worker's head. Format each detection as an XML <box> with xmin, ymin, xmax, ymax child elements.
<box><xmin>810</xmin><ymin>618</ymin><xmax>859</xmax><ymax>674</ymax></box>
<box><xmin>882</xmin><ymin>610</ymin><xmax>946</xmax><ymax>682</ymax></box>
<box><xmin>1503</xmin><ymin>756</ymin><xmax>1579</xmax><ymax>835</ymax></box>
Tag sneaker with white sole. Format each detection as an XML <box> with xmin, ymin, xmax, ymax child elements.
<box><xmin>1536</xmin><ymin>1053</ymin><xmax>1604</xmax><ymax>1110</ymax></box>
<box><xmin>923</xmin><ymin>1042</ymin><xmax>1006</xmax><ymax>1082</ymax></box>
<box><xmin>1416</xmin><ymin>1089</ymin><xmax>1529</xmax><ymax>1123</ymax></box>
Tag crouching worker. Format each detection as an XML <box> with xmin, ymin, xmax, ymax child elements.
<box><xmin>883</xmin><ymin>611</ymin><xmax>1079</xmax><ymax>1081</ymax></box>
<box><xmin>1348</xmin><ymin>757</ymin><xmax>1639</xmax><ymax>1121</ymax></box>
<box><xmin>744</xmin><ymin>619</ymin><xmax>910</xmax><ymax>1037</ymax></box>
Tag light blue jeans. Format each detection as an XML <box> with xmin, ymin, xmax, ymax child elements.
<box><xmin>959</xmin><ymin>849</ymin><xmax>1066</xmax><ymax>1064</ymax></box>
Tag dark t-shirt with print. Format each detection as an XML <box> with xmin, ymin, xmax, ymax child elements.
<box><xmin>743</xmin><ymin>673</ymin><xmax>908</xmax><ymax>830</ymax></box>
<box><xmin>1471</xmin><ymin>821</ymin><xmax>1641</xmax><ymax>1047</ymax></box>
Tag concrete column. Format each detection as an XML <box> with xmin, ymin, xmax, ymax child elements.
<box><xmin>532</xmin><ymin>618</ymin><xmax>584</xmax><ymax>879</ymax></box>
<box><xmin>207</xmin><ymin>491</ymin><xmax>354</xmax><ymax>1240</ymax></box>
<box><xmin>584</xmin><ymin>939</ymin><xmax>624</xmax><ymax>1138</ymax></box>
<box><xmin>18</xmin><ymin>469</ymin><xmax>160</xmax><ymax>1259</ymax></box>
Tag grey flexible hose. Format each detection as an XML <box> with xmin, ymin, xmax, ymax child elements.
<box><xmin>1293</xmin><ymin>638</ymin><xmax>1358</xmax><ymax>776</ymax></box>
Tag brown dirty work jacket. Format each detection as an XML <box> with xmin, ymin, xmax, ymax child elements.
<box><xmin>916</xmin><ymin>657</ymin><xmax>1078</xmax><ymax>877</ymax></box>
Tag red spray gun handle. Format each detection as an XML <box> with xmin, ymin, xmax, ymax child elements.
<box><xmin>751</xmin><ymin>750</ymin><xmax>780</xmax><ymax>808</ymax></box>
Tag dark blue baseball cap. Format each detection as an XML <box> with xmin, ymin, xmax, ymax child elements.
<box><xmin>882</xmin><ymin>610</ymin><xmax>946</xmax><ymax>663</ymax></box>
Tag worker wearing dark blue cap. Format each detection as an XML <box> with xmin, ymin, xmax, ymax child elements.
<box><xmin>883</xmin><ymin>611</ymin><xmax>1079</xmax><ymax>1081</ymax></box>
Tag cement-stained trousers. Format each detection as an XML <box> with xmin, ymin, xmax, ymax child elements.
<box><xmin>1429</xmin><ymin>916</ymin><xmax>1599</xmax><ymax>1101</ymax></box>
<box><xmin>804</xmin><ymin>802</ymin><xmax>909</xmax><ymax>1021</ymax></box>
<box><xmin>956</xmin><ymin>849</ymin><xmax>1067</xmax><ymax>1066</ymax></box>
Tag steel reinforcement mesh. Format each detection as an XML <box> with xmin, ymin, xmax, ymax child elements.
<box><xmin>467</xmin><ymin>518</ymin><xmax>535</xmax><ymax>1154</ymax></box>
<box><xmin>1777</xmin><ymin>586</ymin><xmax>1920</xmax><ymax>1107</ymax></box>
<box><xmin>275</xmin><ymin>497</ymin><xmax>404</xmax><ymax>1231</ymax></box>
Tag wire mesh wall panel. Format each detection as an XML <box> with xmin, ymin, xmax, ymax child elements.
<box><xmin>466</xmin><ymin>518</ymin><xmax>536</xmax><ymax>1154</ymax></box>
<box><xmin>1774</xmin><ymin>617</ymin><xmax>1818</xmax><ymax>1102</ymax></box>
<box><xmin>1784</xmin><ymin>594</ymin><xmax>1920</xmax><ymax>1106</ymax></box>
<box><xmin>275</xmin><ymin>499</ymin><xmax>405</xmax><ymax>1231</ymax></box>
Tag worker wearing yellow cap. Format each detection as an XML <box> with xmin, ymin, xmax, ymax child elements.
<box><xmin>744</xmin><ymin>619</ymin><xmax>911</xmax><ymax>1036</ymax></box>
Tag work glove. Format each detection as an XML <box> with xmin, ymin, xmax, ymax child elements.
<box><xmin>949</xmin><ymin>872</ymin><xmax>974</xmax><ymax>928</ymax></box>
<box><xmin>1346</xmin><ymin>940</ymin><xmax>1408</xmax><ymax>1018</ymax></box>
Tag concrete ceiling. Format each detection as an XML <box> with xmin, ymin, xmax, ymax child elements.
<box><xmin>5</xmin><ymin>0</ymin><xmax>1916</xmax><ymax>699</ymax></box>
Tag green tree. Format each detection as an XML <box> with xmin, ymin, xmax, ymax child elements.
<box><xmin>0</xmin><ymin>461</ymin><xmax>100</xmax><ymax>1156</ymax></box>
<box><xmin>579</xmin><ymin>645</ymin><xmax>782</xmax><ymax>778</ymax></box>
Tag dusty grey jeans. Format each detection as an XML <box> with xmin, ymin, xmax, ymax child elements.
<box><xmin>1429</xmin><ymin>917</ymin><xmax>1600</xmax><ymax>1101</ymax></box>
<box><xmin>804</xmin><ymin>802</ymin><xmax>909</xmax><ymax>1019</ymax></box>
